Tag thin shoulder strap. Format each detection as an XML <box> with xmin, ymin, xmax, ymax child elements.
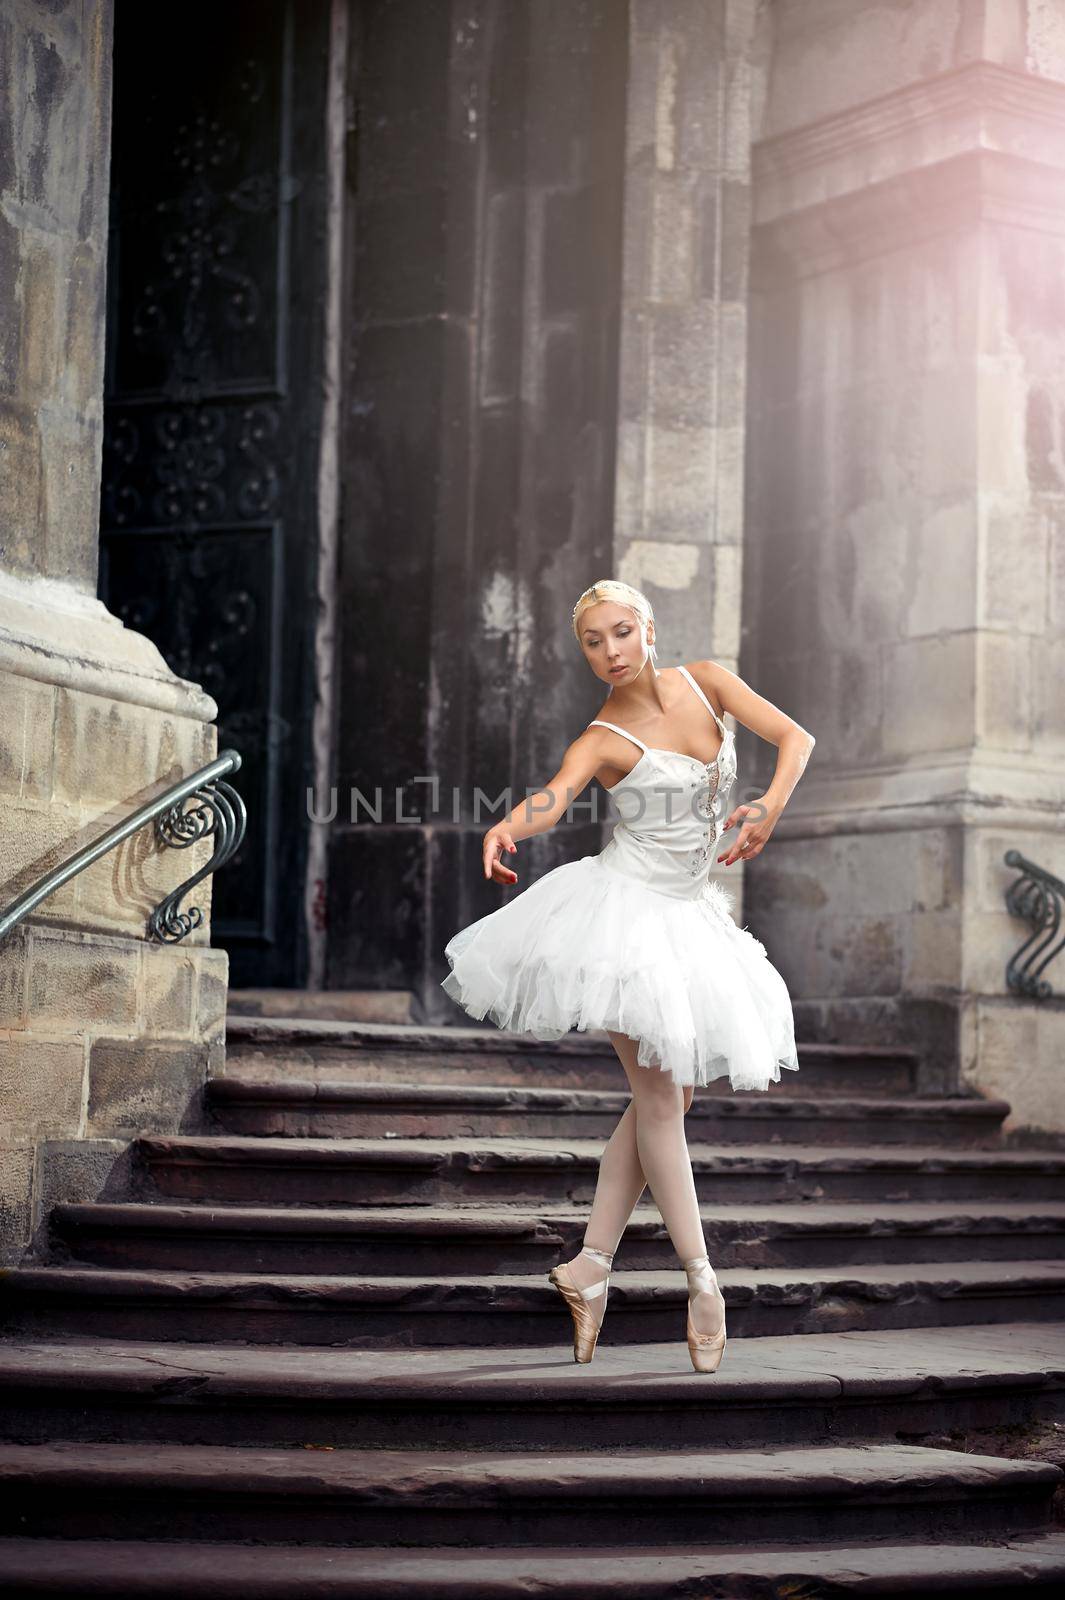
<box><xmin>588</xmin><ymin>719</ymin><xmax>649</xmax><ymax>755</ymax></box>
<box><xmin>677</xmin><ymin>665</ymin><xmax>726</xmax><ymax>733</ymax></box>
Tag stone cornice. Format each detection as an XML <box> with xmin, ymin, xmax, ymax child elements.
<box><xmin>768</xmin><ymin>747</ymin><xmax>1065</xmax><ymax>839</ymax></box>
<box><xmin>751</xmin><ymin>147</ymin><xmax>1065</xmax><ymax>285</ymax></box>
<box><xmin>754</xmin><ymin>60</ymin><xmax>1065</xmax><ymax>233</ymax></box>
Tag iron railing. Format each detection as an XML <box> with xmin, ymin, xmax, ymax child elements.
<box><xmin>0</xmin><ymin>750</ymin><xmax>246</xmax><ymax>947</ymax></box>
<box><xmin>1004</xmin><ymin>848</ymin><xmax>1065</xmax><ymax>999</ymax></box>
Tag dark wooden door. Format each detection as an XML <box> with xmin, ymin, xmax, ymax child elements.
<box><xmin>99</xmin><ymin>0</ymin><xmax>333</xmax><ymax>986</ymax></box>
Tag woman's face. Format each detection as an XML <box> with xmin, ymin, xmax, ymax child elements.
<box><xmin>578</xmin><ymin>602</ymin><xmax>652</xmax><ymax>686</ymax></box>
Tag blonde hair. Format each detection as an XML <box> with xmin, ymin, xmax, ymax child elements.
<box><xmin>572</xmin><ymin>580</ymin><xmax>657</xmax><ymax>661</ymax></box>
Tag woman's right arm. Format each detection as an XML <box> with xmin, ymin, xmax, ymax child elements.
<box><xmin>483</xmin><ymin>732</ymin><xmax>605</xmax><ymax>884</ymax></box>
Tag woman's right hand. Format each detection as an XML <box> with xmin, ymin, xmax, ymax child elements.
<box><xmin>483</xmin><ymin>825</ymin><xmax>519</xmax><ymax>885</ymax></box>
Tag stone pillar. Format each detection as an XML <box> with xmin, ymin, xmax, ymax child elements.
<box><xmin>744</xmin><ymin>0</ymin><xmax>1065</xmax><ymax>1129</ymax></box>
<box><xmin>0</xmin><ymin>0</ymin><xmax>224</xmax><ymax>1261</ymax></box>
<box><xmin>614</xmin><ymin>0</ymin><xmax>761</xmax><ymax>670</ymax></box>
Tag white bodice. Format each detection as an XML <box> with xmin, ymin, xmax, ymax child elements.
<box><xmin>589</xmin><ymin>665</ymin><xmax>738</xmax><ymax>902</ymax></box>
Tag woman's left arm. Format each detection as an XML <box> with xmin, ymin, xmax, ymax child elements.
<box><xmin>688</xmin><ymin>659</ymin><xmax>816</xmax><ymax>867</ymax></box>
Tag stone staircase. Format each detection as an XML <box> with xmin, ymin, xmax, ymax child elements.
<box><xmin>1</xmin><ymin>1014</ymin><xmax>1064</xmax><ymax>1595</ymax></box>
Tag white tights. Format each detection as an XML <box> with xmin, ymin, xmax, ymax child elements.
<box><xmin>562</xmin><ymin>1030</ymin><xmax>725</xmax><ymax>1338</ymax></box>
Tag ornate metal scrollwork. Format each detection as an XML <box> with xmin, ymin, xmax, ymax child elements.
<box><xmin>1004</xmin><ymin>849</ymin><xmax>1065</xmax><ymax>999</ymax></box>
<box><xmin>149</xmin><ymin>777</ymin><xmax>247</xmax><ymax>943</ymax></box>
<box><xmin>0</xmin><ymin>752</ymin><xmax>245</xmax><ymax>949</ymax></box>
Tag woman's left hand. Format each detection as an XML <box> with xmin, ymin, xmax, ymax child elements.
<box><xmin>717</xmin><ymin>796</ymin><xmax>781</xmax><ymax>866</ymax></box>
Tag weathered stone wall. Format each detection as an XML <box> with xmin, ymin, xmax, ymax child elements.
<box><xmin>611</xmin><ymin>0</ymin><xmax>765</xmax><ymax>925</ymax></box>
<box><xmin>0</xmin><ymin>0</ymin><xmax>112</xmax><ymax>593</ymax></box>
<box><xmin>0</xmin><ymin>0</ymin><xmax>225</xmax><ymax>1260</ymax></box>
<box><xmin>744</xmin><ymin>0</ymin><xmax>1065</xmax><ymax>1129</ymax></box>
<box><xmin>614</xmin><ymin>0</ymin><xmax>761</xmax><ymax>665</ymax></box>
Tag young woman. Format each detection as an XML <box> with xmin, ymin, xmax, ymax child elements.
<box><xmin>441</xmin><ymin>580</ymin><xmax>814</xmax><ymax>1373</ymax></box>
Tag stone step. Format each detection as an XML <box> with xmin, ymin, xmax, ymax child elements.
<box><xmin>49</xmin><ymin>1198</ymin><xmax>1065</xmax><ymax>1274</ymax></box>
<box><xmin>205</xmin><ymin>1077</ymin><xmax>1009</xmax><ymax>1145</ymax></box>
<box><xmin>136</xmin><ymin>1133</ymin><xmax>1065</xmax><ymax>1206</ymax></box>
<box><xmin>224</xmin><ymin>1018</ymin><xmax>921</xmax><ymax>1095</ymax></box>
<box><xmin>2</xmin><ymin>1534</ymin><xmax>1065</xmax><ymax>1596</ymax></box>
<box><xmin>0</xmin><ymin>1441</ymin><xmax>1058</xmax><ymax>1548</ymax></box>
<box><xmin>2</xmin><ymin>1324</ymin><xmax>1062</xmax><ymax>1450</ymax></box>
<box><xmin>227</xmin><ymin>990</ymin><xmax>414</xmax><ymax>1024</ymax></box>
<box><xmin>4</xmin><ymin>1260</ymin><xmax>1064</xmax><ymax>1345</ymax></box>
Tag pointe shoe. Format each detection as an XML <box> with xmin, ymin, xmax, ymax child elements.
<box><xmin>548</xmin><ymin>1245</ymin><xmax>614</xmax><ymax>1363</ymax></box>
<box><xmin>683</xmin><ymin>1254</ymin><xmax>727</xmax><ymax>1374</ymax></box>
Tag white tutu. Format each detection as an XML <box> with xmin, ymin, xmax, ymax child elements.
<box><xmin>442</xmin><ymin>665</ymin><xmax>800</xmax><ymax>1094</ymax></box>
<box><xmin>441</xmin><ymin>855</ymin><xmax>799</xmax><ymax>1094</ymax></box>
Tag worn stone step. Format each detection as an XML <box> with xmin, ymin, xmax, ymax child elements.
<box><xmin>3</xmin><ymin>1534</ymin><xmax>1065</xmax><ymax>1597</ymax></box>
<box><xmin>224</xmin><ymin>1018</ymin><xmax>921</xmax><ymax>1095</ymax></box>
<box><xmin>4</xmin><ymin>1260</ymin><xmax>1064</xmax><ymax>1345</ymax></box>
<box><xmin>228</xmin><ymin>990</ymin><xmax>415</xmax><ymax>1024</ymax></box>
<box><xmin>205</xmin><ymin>1077</ymin><xmax>1009</xmax><ymax>1145</ymax></box>
<box><xmin>136</xmin><ymin>1133</ymin><xmax>1065</xmax><ymax>1206</ymax></box>
<box><xmin>49</xmin><ymin>1198</ymin><xmax>1065</xmax><ymax>1274</ymax></box>
<box><xmin>0</xmin><ymin>1441</ymin><xmax>1058</xmax><ymax>1548</ymax></box>
<box><xmin>2</xmin><ymin>1324</ymin><xmax>1062</xmax><ymax>1451</ymax></box>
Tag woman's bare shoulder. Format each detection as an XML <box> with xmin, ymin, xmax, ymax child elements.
<box><xmin>682</xmin><ymin>659</ymin><xmax>727</xmax><ymax>718</ymax></box>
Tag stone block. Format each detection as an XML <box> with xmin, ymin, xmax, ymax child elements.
<box><xmin>1032</xmin><ymin>635</ymin><xmax>1065</xmax><ymax>756</ymax></box>
<box><xmin>1048</xmin><ymin>508</ymin><xmax>1065</xmax><ymax>631</ymax></box>
<box><xmin>35</xmin><ymin>1137</ymin><xmax>131</xmax><ymax>1219</ymax></box>
<box><xmin>647</xmin><ymin>301</ymin><xmax>719</xmax><ymax>427</ymax></box>
<box><xmin>0</xmin><ymin>926</ymin><xmax>28</xmax><ymax>1029</ymax></box>
<box><xmin>978</xmin><ymin>826</ymin><xmax>1065</xmax><ymax>915</ymax></box>
<box><xmin>716</xmin><ymin>304</ymin><xmax>749</xmax><ymax>430</ymax></box>
<box><xmin>139</xmin><ymin>945</ymin><xmax>196</xmax><ymax>1037</ymax></box>
<box><xmin>27</xmin><ymin>928</ymin><xmax>139</xmax><ymax>1032</ymax></box>
<box><xmin>825</xmin><ymin>643</ymin><xmax>884</xmax><ymax>765</ymax></box>
<box><xmin>825</xmin><ymin>910</ymin><xmax>904</xmax><ymax>997</ymax></box>
<box><xmin>74</xmin><ymin>816</ymin><xmax>214</xmax><ymax>945</ymax></box>
<box><xmin>195</xmin><ymin>947</ymin><xmax>230</xmax><ymax>1038</ymax></box>
<box><xmin>822</xmin><ymin>504</ymin><xmax>908</xmax><ymax>649</ymax></box>
<box><xmin>645</xmin><ymin>422</ymin><xmax>717</xmax><ymax>537</ymax></box>
<box><xmin>976</xmin><ymin>360</ymin><xmax>1027</xmax><ymax>494</ymax></box>
<box><xmin>712</xmin><ymin>423</ymin><xmax>745</xmax><ymax>548</ymax></box>
<box><xmin>650</xmin><ymin>174</ymin><xmax>698</xmax><ymax>302</ymax></box>
<box><xmin>976</xmin><ymin>630</ymin><xmax>1032</xmax><ymax>751</ymax></box>
<box><xmin>709</xmin><ymin>542</ymin><xmax>741</xmax><ymax>659</ymax></box>
<box><xmin>87</xmin><ymin>1037</ymin><xmax>207</xmax><ymax>1134</ymax></box>
<box><xmin>882</xmin><ymin>634</ymin><xmax>974</xmax><ymax>758</ymax></box>
<box><xmin>0</xmin><ymin>799</ymin><xmax>81</xmax><ymax>921</ymax></box>
<box><xmin>614</xmin><ymin>419</ymin><xmax>648</xmax><ymax>540</ymax></box>
<box><xmin>617</xmin><ymin>305</ymin><xmax>650</xmax><ymax>425</ymax></box>
<box><xmin>980</xmin><ymin>506</ymin><xmax>1047</xmax><ymax>635</ymax></box>
<box><xmin>964</xmin><ymin>996</ymin><xmax>1065</xmax><ymax>1136</ymax></box>
<box><xmin>966</xmin><ymin>906</ymin><xmax>1027</xmax><ymax>996</ymax></box>
<box><xmin>0</xmin><ymin>1141</ymin><xmax>34</xmax><ymax>1263</ymax></box>
<box><xmin>907</xmin><ymin>503</ymin><xmax>977</xmax><ymax>639</ymax></box>
<box><xmin>0</xmin><ymin>1034</ymin><xmax>85</xmax><ymax>1138</ymax></box>
<box><xmin>0</xmin><ymin>672</ymin><xmax>55</xmax><ymax>801</ymax></box>
<box><xmin>699</xmin><ymin>177</ymin><xmax>751</xmax><ymax>301</ymax></box>
<box><xmin>902</xmin><ymin>909</ymin><xmax>962</xmax><ymax>991</ymax></box>
<box><xmin>621</xmin><ymin>166</ymin><xmax>655</xmax><ymax>300</ymax></box>
<box><xmin>52</xmin><ymin>685</ymin><xmax>213</xmax><ymax>808</ymax></box>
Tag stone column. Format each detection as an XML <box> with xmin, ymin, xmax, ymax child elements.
<box><xmin>611</xmin><ymin>0</ymin><xmax>763</xmax><ymax>916</ymax></box>
<box><xmin>0</xmin><ymin>0</ymin><xmax>224</xmax><ymax>1261</ymax></box>
<box><xmin>744</xmin><ymin>0</ymin><xmax>1065</xmax><ymax>1129</ymax></box>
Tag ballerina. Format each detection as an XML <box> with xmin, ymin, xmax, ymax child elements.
<box><xmin>441</xmin><ymin>579</ymin><xmax>816</xmax><ymax>1371</ymax></box>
